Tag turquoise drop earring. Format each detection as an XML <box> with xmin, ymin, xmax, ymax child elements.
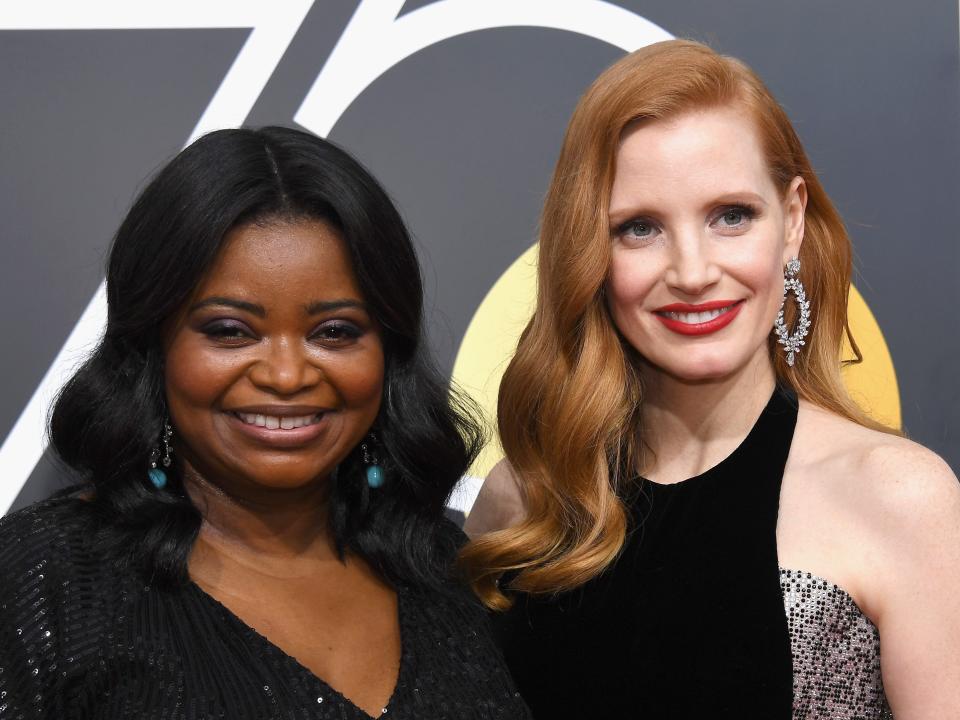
<box><xmin>362</xmin><ymin>433</ymin><xmax>384</xmax><ymax>489</ymax></box>
<box><xmin>148</xmin><ymin>422</ymin><xmax>173</xmax><ymax>489</ymax></box>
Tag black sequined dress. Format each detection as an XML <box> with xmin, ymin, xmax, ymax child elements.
<box><xmin>494</xmin><ymin>387</ymin><xmax>892</xmax><ymax>719</ymax></box>
<box><xmin>0</xmin><ymin>497</ymin><xmax>531</xmax><ymax>719</ymax></box>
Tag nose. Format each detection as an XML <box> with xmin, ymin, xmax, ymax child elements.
<box><xmin>663</xmin><ymin>231</ymin><xmax>721</xmax><ymax>297</ymax></box>
<box><xmin>248</xmin><ymin>338</ymin><xmax>322</xmax><ymax>395</ymax></box>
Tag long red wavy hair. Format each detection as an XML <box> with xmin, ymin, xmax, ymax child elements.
<box><xmin>460</xmin><ymin>39</ymin><xmax>893</xmax><ymax>610</ymax></box>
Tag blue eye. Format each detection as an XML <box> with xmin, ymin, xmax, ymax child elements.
<box><xmin>713</xmin><ymin>204</ymin><xmax>758</xmax><ymax>231</ymax></box>
<box><xmin>618</xmin><ymin>218</ymin><xmax>659</xmax><ymax>244</ymax></box>
<box><xmin>721</xmin><ymin>210</ymin><xmax>744</xmax><ymax>225</ymax></box>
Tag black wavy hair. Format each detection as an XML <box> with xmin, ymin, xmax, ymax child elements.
<box><xmin>49</xmin><ymin>126</ymin><xmax>483</xmax><ymax>591</ymax></box>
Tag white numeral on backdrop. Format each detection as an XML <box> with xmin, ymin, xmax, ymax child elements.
<box><xmin>0</xmin><ymin>0</ymin><xmax>671</xmax><ymax>513</ymax></box>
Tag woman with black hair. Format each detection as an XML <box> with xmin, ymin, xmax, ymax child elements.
<box><xmin>0</xmin><ymin>126</ymin><xmax>529</xmax><ymax>719</ymax></box>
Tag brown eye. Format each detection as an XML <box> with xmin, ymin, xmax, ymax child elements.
<box><xmin>203</xmin><ymin>321</ymin><xmax>254</xmax><ymax>342</ymax></box>
<box><xmin>311</xmin><ymin>322</ymin><xmax>363</xmax><ymax>345</ymax></box>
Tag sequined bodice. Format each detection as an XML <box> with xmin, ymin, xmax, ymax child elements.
<box><xmin>495</xmin><ymin>388</ymin><xmax>893</xmax><ymax>719</ymax></box>
<box><xmin>0</xmin><ymin>498</ymin><xmax>531</xmax><ymax>719</ymax></box>
<box><xmin>782</xmin><ymin>569</ymin><xmax>893</xmax><ymax>719</ymax></box>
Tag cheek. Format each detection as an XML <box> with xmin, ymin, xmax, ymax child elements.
<box><xmin>341</xmin><ymin>359</ymin><xmax>385</xmax><ymax>406</ymax></box>
<box><xmin>732</xmin><ymin>249</ymin><xmax>785</xmax><ymax>314</ymax></box>
<box><xmin>163</xmin><ymin>338</ymin><xmax>243</xmax><ymax>421</ymax></box>
<box><xmin>606</xmin><ymin>252</ymin><xmax>659</xmax><ymax>326</ymax></box>
<box><xmin>327</xmin><ymin>344</ymin><xmax>385</xmax><ymax>411</ymax></box>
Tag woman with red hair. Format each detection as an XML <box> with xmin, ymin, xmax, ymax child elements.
<box><xmin>462</xmin><ymin>40</ymin><xmax>960</xmax><ymax>719</ymax></box>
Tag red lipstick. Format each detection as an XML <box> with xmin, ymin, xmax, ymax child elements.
<box><xmin>653</xmin><ymin>299</ymin><xmax>744</xmax><ymax>336</ymax></box>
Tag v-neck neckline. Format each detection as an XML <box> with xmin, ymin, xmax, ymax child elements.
<box><xmin>187</xmin><ymin>579</ymin><xmax>410</xmax><ymax>719</ymax></box>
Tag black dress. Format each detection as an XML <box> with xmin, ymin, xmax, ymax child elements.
<box><xmin>0</xmin><ymin>497</ymin><xmax>531</xmax><ymax>719</ymax></box>
<box><xmin>494</xmin><ymin>387</ymin><xmax>892</xmax><ymax>719</ymax></box>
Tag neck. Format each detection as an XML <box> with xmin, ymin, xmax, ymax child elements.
<box><xmin>183</xmin><ymin>467</ymin><xmax>336</xmax><ymax>563</ymax></box>
<box><xmin>638</xmin><ymin>349</ymin><xmax>777</xmax><ymax>483</ymax></box>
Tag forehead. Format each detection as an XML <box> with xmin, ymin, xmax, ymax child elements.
<box><xmin>196</xmin><ymin>218</ymin><xmax>362</xmax><ymax>298</ymax></box>
<box><xmin>610</xmin><ymin>107</ymin><xmax>776</xmax><ymax>213</ymax></box>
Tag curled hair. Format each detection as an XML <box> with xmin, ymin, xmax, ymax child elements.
<box><xmin>460</xmin><ymin>39</ymin><xmax>894</xmax><ymax>609</ymax></box>
<box><xmin>50</xmin><ymin>126</ymin><xmax>482</xmax><ymax>590</ymax></box>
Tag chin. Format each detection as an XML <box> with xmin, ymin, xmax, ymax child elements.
<box><xmin>235</xmin><ymin>462</ymin><xmax>332</xmax><ymax>492</ymax></box>
<box><xmin>649</xmin><ymin>352</ymin><xmax>744</xmax><ymax>384</ymax></box>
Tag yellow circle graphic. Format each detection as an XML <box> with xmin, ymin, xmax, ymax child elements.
<box><xmin>453</xmin><ymin>244</ymin><xmax>901</xmax><ymax>478</ymax></box>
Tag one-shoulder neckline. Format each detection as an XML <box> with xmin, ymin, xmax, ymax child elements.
<box><xmin>778</xmin><ymin>567</ymin><xmax>879</xmax><ymax>633</ymax></box>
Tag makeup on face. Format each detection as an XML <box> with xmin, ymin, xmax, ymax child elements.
<box><xmin>163</xmin><ymin>219</ymin><xmax>384</xmax><ymax>494</ymax></box>
<box><xmin>652</xmin><ymin>299</ymin><xmax>745</xmax><ymax>336</ymax></box>
<box><xmin>605</xmin><ymin>107</ymin><xmax>803</xmax><ymax>382</ymax></box>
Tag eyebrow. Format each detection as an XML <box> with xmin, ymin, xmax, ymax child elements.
<box><xmin>189</xmin><ymin>296</ymin><xmax>367</xmax><ymax>317</ymax></box>
<box><xmin>304</xmin><ymin>299</ymin><xmax>366</xmax><ymax>315</ymax></box>
<box><xmin>189</xmin><ymin>297</ymin><xmax>265</xmax><ymax>317</ymax></box>
<box><xmin>710</xmin><ymin>192</ymin><xmax>768</xmax><ymax>208</ymax></box>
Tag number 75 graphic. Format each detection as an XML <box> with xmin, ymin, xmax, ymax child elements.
<box><xmin>0</xmin><ymin>0</ymin><xmax>671</xmax><ymax>512</ymax></box>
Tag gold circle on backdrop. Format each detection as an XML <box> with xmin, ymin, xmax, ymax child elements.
<box><xmin>452</xmin><ymin>244</ymin><xmax>901</xmax><ymax>478</ymax></box>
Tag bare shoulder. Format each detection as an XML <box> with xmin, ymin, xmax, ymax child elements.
<box><xmin>794</xmin><ymin>400</ymin><xmax>959</xmax><ymax>514</ymax></box>
<box><xmin>783</xmin><ymin>401</ymin><xmax>960</xmax><ymax>615</ymax></box>
<box><xmin>462</xmin><ymin>458</ymin><xmax>526</xmax><ymax>539</ymax></box>
<box><xmin>790</xmin><ymin>400</ymin><xmax>960</xmax><ymax>584</ymax></box>
<box><xmin>786</xmin><ymin>403</ymin><xmax>960</xmax><ymax>710</ymax></box>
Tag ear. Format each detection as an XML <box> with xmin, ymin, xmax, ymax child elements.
<box><xmin>782</xmin><ymin>175</ymin><xmax>807</xmax><ymax>264</ymax></box>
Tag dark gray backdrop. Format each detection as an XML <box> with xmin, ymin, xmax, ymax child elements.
<box><xmin>2</xmin><ymin>0</ymin><xmax>958</xmax><ymax>512</ymax></box>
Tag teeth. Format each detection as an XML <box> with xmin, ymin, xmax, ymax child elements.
<box><xmin>235</xmin><ymin>413</ymin><xmax>321</xmax><ymax>430</ymax></box>
<box><xmin>663</xmin><ymin>304</ymin><xmax>735</xmax><ymax>324</ymax></box>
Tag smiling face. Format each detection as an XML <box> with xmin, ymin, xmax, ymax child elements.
<box><xmin>163</xmin><ymin>218</ymin><xmax>384</xmax><ymax>496</ymax></box>
<box><xmin>606</xmin><ymin>106</ymin><xmax>806</xmax><ymax>383</ymax></box>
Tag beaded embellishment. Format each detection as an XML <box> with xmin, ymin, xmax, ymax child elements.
<box><xmin>780</xmin><ymin>569</ymin><xmax>893</xmax><ymax>719</ymax></box>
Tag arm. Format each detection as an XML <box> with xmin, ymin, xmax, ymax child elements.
<box><xmin>462</xmin><ymin>459</ymin><xmax>526</xmax><ymax>538</ymax></box>
<box><xmin>866</xmin><ymin>445</ymin><xmax>960</xmax><ymax>718</ymax></box>
<box><xmin>0</xmin><ymin>533</ymin><xmax>61</xmax><ymax>719</ymax></box>
<box><xmin>0</xmin><ymin>624</ymin><xmax>45</xmax><ymax>719</ymax></box>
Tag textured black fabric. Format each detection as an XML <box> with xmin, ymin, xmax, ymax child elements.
<box><xmin>0</xmin><ymin>497</ymin><xmax>531</xmax><ymax>719</ymax></box>
<box><xmin>494</xmin><ymin>387</ymin><xmax>798</xmax><ymax>719</ymax></box>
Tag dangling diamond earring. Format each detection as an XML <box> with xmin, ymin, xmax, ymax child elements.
<box><xmin>774</xmin><ymin>257</ymin><xmax>812</xmax><ymax>367</ymax></box>
<box><xmin>362</xmin><ymin>432</ymin><xmax>385</xmax><ymax>489</ymax></box>
<box><xmin>148</xmin><ymin>421</ymin><xmax>173</xmax><ymax>489</ymax></box>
